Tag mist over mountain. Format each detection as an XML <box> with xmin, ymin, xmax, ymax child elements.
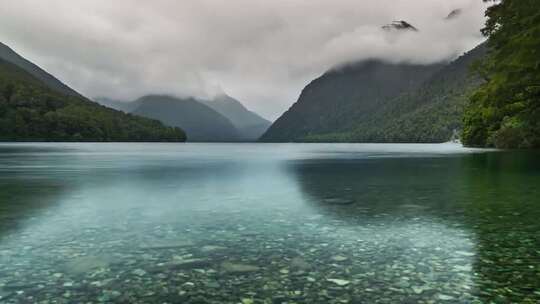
<box><xmin>260</xmin><ymin>61</ymin><xmax>444</xmax><ymax>142</ymax></box>
<box><xmin>0</xmin><ymin>43</ymin><xmax>185</xmax><ymax>142</ymax></box>
<box><xmin>201</xmin><ymin>95</ymin><xmax>271</xmax><ymax>141</ymax></box>
<box><xmin>95</xmin><ymin>94</ymin><xmax>269</xmax><ymax>141</ymax></box>
<box><xmin>94</xmin><ymin>97</ymin><xmax>141</xmax><ymax>113</ymax></box>
<box><xmin>261</xmin><ymin>43</ymin><xmax>486</xmax><ymax>143</ymax></box>
<box><xmin>324</xmin><ymin>43</ymin><xmax>487</xmax><ymax>143</ymax></box>
<box><xmin>0</xmin><ymin>0</ymin><xmax>488</xmax><ymax>119</ymax></box>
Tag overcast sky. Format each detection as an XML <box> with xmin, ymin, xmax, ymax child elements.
<box><xmin>0</xmin><ymin>0</ymin><xmax>488</xmax><ymax>120</ymax></box>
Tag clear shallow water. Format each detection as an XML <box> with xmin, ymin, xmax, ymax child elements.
<box><xmin>0</xmin><ymin>143</ymin><xmax>539</xmax><ymax>303</ymax></box>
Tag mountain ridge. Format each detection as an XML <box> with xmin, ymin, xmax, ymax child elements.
<box><xmin>131</xmin><ymin>95</ymin><xmax>241</xmax><ymax>142</ymax></box>
<box><xmin>260</xmin><ymin>60</ymin><xmax>445</xmax><ymax>142</ymax></box>
<box><xmin>96</xmin><ymin>94</ymin><xmax>270</xmax><ymax>142</ymax></box>
<box><xmin>0</xmin><ymin>42</ymin><xmax>82</xmax><ymax>98</ymax></box>
<box><xmin>200</xmin><ymin>94</ymin><xmax>271</xmax><ymax>140</ymax></box>
<box><xmin>304</xmin><ymin>43</ymin><xmax>487</xmax><ymax>142</ymax></box>
<box><xmin>261</xmin><ymin>42</ymin><xmax>486</xmax><ymax>143</ymax></box>
<box><xmin>0</xmin><ymin>54</ymin><xmax>186</xmax><ymax>142</ymax></box>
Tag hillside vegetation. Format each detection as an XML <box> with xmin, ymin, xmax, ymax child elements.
<box><xmin>304</xmin><ymin>44</ymin><xmax>487</xmax><ymax>143</ymax></box>
<box><xmin>0</xmin><ymin>58</ymin><xmax>185</xmax><ymax>142</ymax></box>
<box><xmin>0</xmin><ymin>42</ymin><xmax>81</xmax><ymax>97</ymax></box>
<box><xmin>462</xmin><ymin>0</ymin><xmax>540</xmax><ymax>148</ymax></box>
<box><xmin>261</xmin><ymin>61</ymin><xmax>443</xmax><ymax>142</ymax></box>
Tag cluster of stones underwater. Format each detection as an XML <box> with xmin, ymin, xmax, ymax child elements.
<box><xmin>0</xmin><ymin>206</ymin><xmax>539</xmax><ymax>303</ymax></box>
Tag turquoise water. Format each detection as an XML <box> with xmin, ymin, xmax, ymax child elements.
<box><xmin>0</xmin><ymin>143</ymin><xmax>539</xmax><ymax>303</ymax></box>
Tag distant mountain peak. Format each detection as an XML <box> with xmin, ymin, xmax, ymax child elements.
<box><xmin>212</xmin><ymin>93</ymin><xmax>242</xmax><ymax>104</ymax></box>
<box><xmin>382</xmin><ymin>20</ymin><xmax>419</xmax><ymax>32</ymax></box>
<box><xmin>202</xmin><ymin>94</ymin><xmax>271</xmax><ymax>140</ymax></box>
<box><xmin>446</xmin><ymin>9</ymin><xmax>462</xmax><ymax>20</ymax></box>
<box><xmin>132</xmin><ymin>94</ymin><xmax>240</xmax><ymax>142</ymax></box>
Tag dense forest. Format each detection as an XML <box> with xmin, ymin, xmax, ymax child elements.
<box><xmin>260</xmin><ymin>61</ymin><xmax>443</xmax><ymax>142</ymax></box>
<box><xmin>262</xmin><ymin>1</ymin><xmax>539</xmax><ymax>148</ymax></box>
<box><xmin>261</xmin><ymin>43</ymin><xmax>487</xmax><ymax>143</ymax></box>
<box><xmin>0</xmin><ymin>58</ymin><xmax>186</xmax><ymax>142</ymax></box>
<box><xmin>0</xmin><ymin>42</ymin><xmax>81</xmax><ymax>98</ymax></box>
<box><xmin>303</xmin><ymin>44</ymin><xmax>486</xmax><ymax>143</ymax></box>
<box><xmin>462</xmin><ymin>0</ymin><xmax>540</xmax><ymax>148</ymax></box>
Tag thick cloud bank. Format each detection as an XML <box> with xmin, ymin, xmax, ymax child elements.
<box><xmin>0</xmin><ymin>0</ymin><xmax>487</xmax><ymax>119</ymax></box>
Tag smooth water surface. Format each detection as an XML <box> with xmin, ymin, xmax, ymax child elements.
<box><xmin>0</xmin><ymin>143</ymin><xmax>539</xmax><ymax>303</ymax></box>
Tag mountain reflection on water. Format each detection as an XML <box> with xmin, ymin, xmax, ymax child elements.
<box><xmin>0</xmin><ymin>143</ymin><xmax>538</xmax><ymax>303</ymax></box>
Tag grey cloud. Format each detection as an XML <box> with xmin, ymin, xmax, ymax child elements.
<box><xmin>0</xmin><ymin>0</ymin><xmax>488</xmax><ymax>120</ymax></box>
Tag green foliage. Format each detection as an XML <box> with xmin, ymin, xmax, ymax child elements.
<box><xmin>0</xmin><ymin>59</ymin><xmax>186</xmax><ymax>142</ymax></box>
<box><xmin>261</xmin><ymin>61</ymin><xmax>444</xmax><ymax>142</ymax></box>
<box><xmin>342</xmin><ymin>46</ymin><xmax>485</xmax><ymax>143</ymax></box>
<box><xmin>462</xmin><ymin>0</ymin><xmax>540</xmax><ymax>148</ymax></box>
<box><xmin>266</xmin><ymin>43</ymin><xmax>486</xmax><ymax>144</ymax></box>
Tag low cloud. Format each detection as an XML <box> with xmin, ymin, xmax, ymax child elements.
<box><xmin>0</xmin><ymin>0</ymin><xmax>488</xmax><ymax>120</ymax></box>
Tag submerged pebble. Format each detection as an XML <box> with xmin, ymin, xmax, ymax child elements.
<box><xmin>327</xmin><ymin>279</ymin><xmax>350</xmax><ymax>286</ymax></box>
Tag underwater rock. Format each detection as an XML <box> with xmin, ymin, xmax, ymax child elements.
<box><xmin>132</xmin><ymin>269</ymin><xmax>147</xmax><ymax>276</ymax></box>
<box><xmin>412</xmin><ymin>285</ymin><xmax>431</xmax><ymax>294</ymax></box>
<box><xmin>331</xmin><ymin>255</ymin><xmax>348</xmax><ymax>262</ymax></box>
<box><xmin>326</xmin><ymin>279</ymin><xmax>350</xmax><ymax>286</ymax></box>
<box><xmin>63</xmin><ymin>256</ymin><xmax>111</xmax><ymax>275</ymax></box>
<box><xmin>290</xmin><ymin>257</ymin><xmax>311</xmax><ymax>270</ymax></box>
<box><xmin>437</xmin><ymin>294</ymin><xmax>455</xmax><ymax>301</ymax></box>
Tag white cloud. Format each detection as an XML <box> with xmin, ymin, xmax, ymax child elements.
<box><xmin>0</xmin><ymin>0</ymin><xmax>488</xmax><ymax>120</ymax></box>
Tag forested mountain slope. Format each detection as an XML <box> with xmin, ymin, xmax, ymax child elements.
<box><xmin>0</xmin><ymin>42</ymin><xmax>81</xmax><ymax>98</ymax></box>
<box><xmin>260</xmin><ymin>61</ymin><xmax>444</xmax><ymax>142</ymax></box>
<box><xmin>304</xmin><ymin>44</ymin><xmax>487</xmax><ymax>142</ymax></box>
<box><xmin>462</xmin><ymin>0</ymin><xmax>540</xmax><ymax>148</ymax></box>
<box><xmin>0</xmin><ymin>58</ymin><xmax>185</xmax><ymax>142</ymax></box>
<box><xmin>261</xmin><ymin>41</ymin><xmax>486</xmax><ymax>143</ymax></box>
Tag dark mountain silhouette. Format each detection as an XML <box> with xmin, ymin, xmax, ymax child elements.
<box><xmin>131</xmin><ymin>95</ymin><xmax>241</xmax><ymax>142</ymax></box>
<box><xmin>446</xmin><ymin>9</ymin><xmax>463</xmax><ymax>20</ymax></box>
<box><xmin>201</xmin><ymin>94</ymin><xmax>271</xmax><ymax>140</ymax></box>
<box><xmin>94</xmin><ymin>97</ymin><xmax>141</xmax><ymax>113</ymax></box>
<box><xmin>382</xmin><ymin>20</ymin><xmax>419</xmax><ymax>32</ymax></box>
<box><xmin>260</xmin><ymin>60</ymin><xmax>444</xmax><ymax>142</ymax></box>
<box><xmin>261</xmin><ymin>43</ymin><xmax>487</xmax><ymax>143</ymax></box>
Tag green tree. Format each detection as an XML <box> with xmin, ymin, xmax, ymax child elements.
<box><xmin>462</xmin><ymin>0</ymin><xmax>540</xmax><ymax>148</ymax></box>
<box><xmin>0</xmin><ymin>58</ymin><xmax>187</xmax><ymax>142</ymax></box>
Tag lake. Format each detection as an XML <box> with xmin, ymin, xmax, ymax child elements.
<box><xmin>0</xmin><ymin>143</ymin><xmax>539</xmax><ymax>303</ymax></box>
